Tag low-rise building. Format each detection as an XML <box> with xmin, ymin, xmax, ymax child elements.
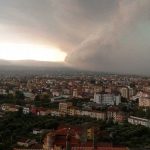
<box><xmin>51</xmin><ymin>110</ymin><xmax>61</xmax><ymax>117</ymax></box>
<box><xmin>59</xmin><ymin>102</ymin><xmax>72</xmax><ymax>114</ymax></box>
<box><xmin>33</xmin><ymin>129</ymin><xmax>44</xmax><ymax>135</ymax></box>
<box><xmin>68</xmin><ymin>106</ymin><xmax>78</xmax><ymax>116</ymax></box>
<box><xmin>0</xmin><ymin>89</ymin><xmax>7</xmax><ymax>95</ymax></box>
<box><xmin>51</xmin><ymin>96</ymin><xmax>67</xmax><ymax>103</ymax></box>
<box><xmin>76</xmin><ymin>109</ymin><xmax>81</xmax><ymax>116</ymax></box>
<box><xmin>139</xmin><ymin>92</ymin><xmax>150</xmax><ymax>107</ymax></box>
<box><xmin>1</xmin><ymin>104</ymin><xmax>20</xmax><ymax>112</ymax></box>
<box><xmin>23</xmin><ymin>107</ymin><xmax>30</xmax><ymax>114</ymax></box>
<box><xmin>23</xmin><ymin>92</ymin><xmax>35</xmax><ymax>101</ymax></box>
<box><xmin>90</xmin><ymin>111</ymin><xmax>106</xmax><ymax>120</ymax></box>
<box><xmin>107</xmin><ymin>106</ymin><xmax>119</xmax><ymax>120</ymax></box>
<box><xmin>128</xmin><ymin>116</ymin><xmax>150</xmax><ymax>127</ymax></box>
<box><xmin>114</xmin><ymin>112</ymin><xmax>126</xmax><ymax>123</ymax></box>
<box><xmin>37</xmin><ymin>108</ymin><xmax>51</xmax><ymax>116</ymax></box>
<box><xmin>17</xmin><ymin>138</ymin><xmax>37</xmax><ymax>148</ymax></box>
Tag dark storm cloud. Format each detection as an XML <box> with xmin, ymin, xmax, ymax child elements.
<box><xmin>66</xmin><ymin>0</ymin><xmax>150</xmax><ymax>75</ymax></box>
<box><xmin>0</xmin><ymin>0</ymin><xmax>150</xmax><ymax>74</ymax></box>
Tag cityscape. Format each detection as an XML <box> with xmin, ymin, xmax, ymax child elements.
<box><xmin>0</xmin><ymin>70</ymin><xmax>150</xmax><ymax>149</ymax></box>
<box><xmin>0</xmin><ymin>0</ymin><xmax>150</xmax><ymax>150</ymax></box>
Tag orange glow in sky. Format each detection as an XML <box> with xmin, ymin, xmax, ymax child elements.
<box><xmin>0</xmin><ymin>43</ymin><xmax>67</xmax><ymax>62</ymax></box>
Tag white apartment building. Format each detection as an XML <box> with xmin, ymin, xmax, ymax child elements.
<box><xmin>128</xmin><ymin>116</ymin><xmax>150</xmax><ymax>128</ymax></box>
<box><xmin>91</xmin><ymin>93</ymin><xmax>121</xmax><ymax>106</ymax></box>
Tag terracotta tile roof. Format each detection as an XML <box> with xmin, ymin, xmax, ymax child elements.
<box><xmin>57</xmin><ymin>126</ymin><xmax>82</xmax><ymax>135</ymax></box>
<box><xmin>107</xmin><ymin>106</ymin><xmax>120</xmax><ymax>112</ymax></box>
<box><xmin>14</xmin><ymin>144</ymin><xmax>43</xmax><ymax>149</ymax></box>
<box><xmin>71</xmin><ymin>147</ymin><xmax>128</xmax><ymax>150</ymax></box>
<box><xmin>79</xmin><ymin>142</ymin><xmax>112</xmax><ymax>147</ymax></box>
<box><xmin>29</xmin><ymin>144</ymin><xmax>43</xmax><ymax>149</ymax></box>
<box><xmin>17</xmin><ymin>138</ymin><xmax>30</xmax><ymax>143</ymax></box>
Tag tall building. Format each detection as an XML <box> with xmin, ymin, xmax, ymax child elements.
<box><xmin>120</xmin><ymin>87</ymin><xmax>129</xmax><ymax>99</ymax></box>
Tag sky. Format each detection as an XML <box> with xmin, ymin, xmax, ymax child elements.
<box><xmin>0</xmin><ymin>0</ymin><xmax>150</xmax><ymax>74</ymax></box>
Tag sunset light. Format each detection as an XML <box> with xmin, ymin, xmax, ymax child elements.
<box><xmin>0</xmin><ymin>43</ymin><xmax>66</xmax><ymax>62</ymax></box>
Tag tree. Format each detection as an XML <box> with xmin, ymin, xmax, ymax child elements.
<box><xmin>15</xmin><ymin>91</ymin><xmax>25</xmax><ymax>100</ymax></box>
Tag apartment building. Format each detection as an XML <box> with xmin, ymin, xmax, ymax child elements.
<box><xmin>92</xmin><ymin>92</ymin><xmax>121</xmax><ymax>106</ymax></box>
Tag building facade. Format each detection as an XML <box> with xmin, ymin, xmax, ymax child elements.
<box><xmin>92</xmin><ymin>93</ymin><xmax>121</xmax><ymax>106</ymax></box>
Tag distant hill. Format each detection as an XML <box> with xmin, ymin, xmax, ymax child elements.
<box><xmin>0</xmin><ymin>59</ymin><xmax>72</xmax><ymax>75</ymax></box>
<box><xmin>0</xmin><ymin>59</ymin><xmax>101</xmax><ymax>76</ymax></box>
<box><xmin>0</xmin><ymin>59</ymin><xmax>66</xmax><ymax>67</ymax></box>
